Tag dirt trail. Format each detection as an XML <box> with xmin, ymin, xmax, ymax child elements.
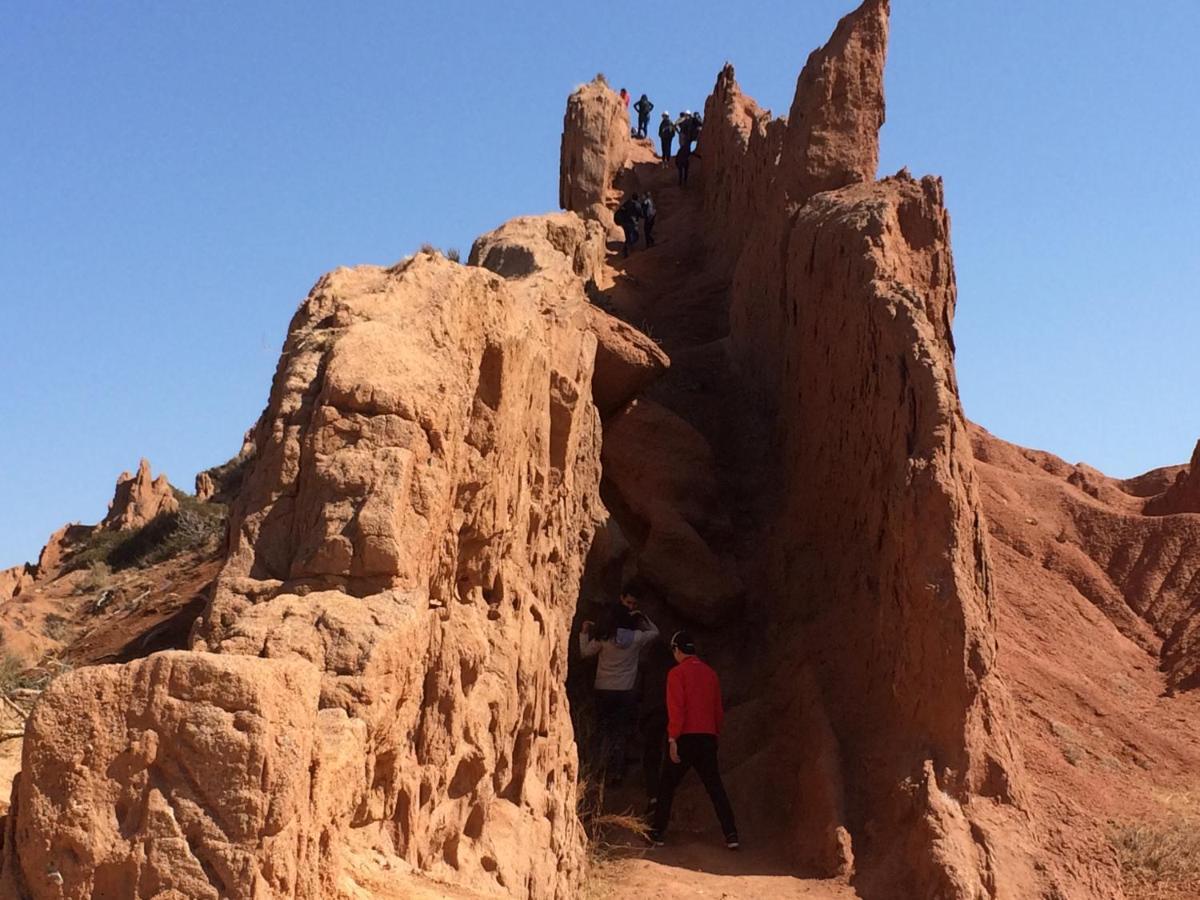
<box><xmin>590</xmin><ymin>144</ymin><xmax>862</xmax><ymax>899</ymax></box>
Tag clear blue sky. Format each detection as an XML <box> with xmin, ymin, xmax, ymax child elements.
<box><xmin>3</xmin><ymin>1</ymin><xmax>1198</xmax><ymax>567</ymax></box>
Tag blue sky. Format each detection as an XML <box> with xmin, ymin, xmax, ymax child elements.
<box><xmin>3</xmin><ymin>1</ymin><xmax>1198</xmax><ymax>567</ymax></box>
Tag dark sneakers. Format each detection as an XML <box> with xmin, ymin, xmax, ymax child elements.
<box><xmin>725</xmin><ymin>833</ymin><xmax>740</xmax><ymax>850</ymax></box>
<box><xmin>646</xmin><ymin>830</ymin><xmax>665</xmax><ymax>847</ymax></box>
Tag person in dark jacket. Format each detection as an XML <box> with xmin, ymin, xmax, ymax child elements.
<box><xmin>641</xmin><ymin>193</ymin><xmax>657</xmax><ymax>248</ymax></box>
<box><xmin>648</xmin><ymin>631</ymin><xmax>738</xmax><ymax>849</ymax></box>
<box><xmin>658</xmin><ymin>112</ymin><xmax>675</xmax><ymax>163</ymax></box>
<box><xmin>677</xmin><ymin>111</ymin><xmax>703</xmax><ymax>153</ymax></box>
<box><xmin>633</xmin><ymin>94</ymin><xmax>654</xmax><ymax>138</ymax></box>
<box><xmin>614</xmin><ymin>194</ymin><xmax>643</xmax><ymax>257</ymax></box>
<box><xmin>675</xmin><ymin>139</ymin><xmax>692</xmax><ymax>187</ymax></box>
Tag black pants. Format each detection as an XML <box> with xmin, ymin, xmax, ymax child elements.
<box><xmin>644</xmin><ymin>215</ymin><xmax>656</xmax><ymax>247</ymax></box>
<box><xmin>652</xmin><ymin>733</ymin><xmax>737</xmax><ymax>839</ymax></box>
<box><xmin>637</xmin><ymin>114</ymin><xmax>649</xmax><ymax>137</ymax></box>
<box><xmin>677</xmin><ymin>157</ymin><xmax>690</xmax><ymax>186</ymax></box>
<box><xmin>621</xmin><ymin>224</ymin><xmax>638</xmax><ymax>257</ymax></box>
<box><xmin>594</xmin><ymin>689</ymin><xmax>637</xmax><ymax>778</ymax></box>
<box><xmin>660</xmin><ymin>136</ymin><xmax>673</xmax><ymax>161</ymax></box>
<box><xmin>641</xmin><ymin>708</ymin><xmax>668</xmax><ymax>801</ymax></box>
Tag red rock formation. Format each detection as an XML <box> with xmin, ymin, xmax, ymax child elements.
<box><xmin>777</xmin><ymin>0</ymin><xmax>888</xmax><ymax>203</ymax></box>
<box><xmin>694</xmin><ymin>1</ymin><xmax>1113</xmax><ymax>894</ymax></box>
<box><xmin>194</xmin><ymin>470</ymin><xmax>216</xmax><ymax>501</ymax></box>
<box><xmin>559</xmin><ymin>76</ymin><xmax>633</xmax><ymax>233</ymax></box>
<box><xmin>102</xmin><ymin>459</ymin><xmax>179</xmax><ymax>531</ymax></box>
<box><xmin>699</xmin><ymin>65</ymin><xmax>781</xmax><ymax>276</ymax></box>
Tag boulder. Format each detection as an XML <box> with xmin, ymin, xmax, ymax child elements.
<box><xmin>102</xmin><ymin>459</ymin><xmax>179</xmax><ymax>531</ymax></box>
<box><xmin>469</xmin><ymin>211</ymin><xmax>606</xmax><ymax>283</ymax></box>
<box><xmin>194</xmin><ymin>471</ymin><xmax>215</xmax><ymax>501</ymax></box>
<box><xmin>1</xmin><ymin>652</ymin><xmax>324</xmax><ymax>900</ymax></box>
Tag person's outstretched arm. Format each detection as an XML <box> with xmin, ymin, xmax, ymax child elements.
<box><xmin>633</xmin><ymin>613</ymin><xmax>659</xmax><ymax>647</ymax></box>
<box><xmin>579</xmin><ymin>623</ymin><xmax>601</xmax><ymax>658</ymax></box>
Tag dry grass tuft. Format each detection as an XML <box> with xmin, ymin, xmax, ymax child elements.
<box><xmin>1111</xmin><ymin>790</ymin><xmax>1200</xmax><ymax>899</ymax></box>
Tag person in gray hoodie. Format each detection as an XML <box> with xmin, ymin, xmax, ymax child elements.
<box><xmin>580</xmin><ymin>584</ymin><xmax>659</xmax><ymax>784</ymax></box>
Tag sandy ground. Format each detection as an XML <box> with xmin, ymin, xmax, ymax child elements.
<box><xmin>588</xmin><ymin>836</ymin><xmax>858</xmax><ymax>899</ymax></box>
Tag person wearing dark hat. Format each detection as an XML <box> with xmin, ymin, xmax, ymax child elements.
<box><xmin>648</xmin><ymin>630</ymin><xmax>739</xmax><ymax>849</ymax></box>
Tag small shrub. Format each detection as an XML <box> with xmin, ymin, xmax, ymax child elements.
<box><xmin>67</xmin><ymin>530</ymin><xmax>126</xmax><ymax>572</ymax></box>
<box><xmin>78</xmin><ymin>560</ymin><xmax>112</xmax><ymax>593</ymax></box>
<box><xmin>107</xmin><ymin>502</ymin><xmax>225</xmax><ymax>570</ymax></box>
<box><xmin>419</xmin><ymin>242</ymin><xmax>438</xmax><ymax>256</ymax></box>
<box><xmin>0</xmin><ymin>652</ymin><xmax>33</xmax><ymax>694</ymax></box>
<box><xmin>42</xmin><ymin>613</ymin><xmax>69</xmax><ymax>642</ymax></box>
<box><xmin>446</xmin><ymin>247</ymin><xmax>461</xmax><ymax>263</ymax></box>
<box><xmin>1112</xmin><ymin>794</ymin><xmax>1200</xmax><ymax>897</ymax></box>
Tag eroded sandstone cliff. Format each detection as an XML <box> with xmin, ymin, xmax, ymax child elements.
<box><xmin>2</xmin><ymin>246</ymin><xmax>616</xmax><ymax>899</ymax></box>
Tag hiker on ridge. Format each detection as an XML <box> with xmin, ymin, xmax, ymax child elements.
<box><xmin>675</xmin><ymin>139</ymin><xmax>692</xmax><ymax>187</ymax></box>
<box><xmin>579</xmin><ymin>583</ymin><xmax>659</xmax><ymax>785</ymax></box>
<box><xmin>658</xmin><ymin>112</ymin><xmax>676</xmax><ymax>163</ymax></box>
<box><xmin>641</xmin><ymin>192</ymin><xmax>657</xmax><ymax>248</ymax></box>
<box><xmin>614</xmin><ymin>193</ymin><xmax>644</xmax><ymax>257</ymax></box>
<box><xmin>619</xmin><ymin>87</ymin><xmax>631</xmax><ymax>109</ymax></box>
<box><xmin>634</xmin><ymin>93</ymin><xmax>654</xmax><ymax>138</ymax></box>
<box><xmin>648</xmin><ymin>630</ymin><xmax>739</xmax><ymax>850</ymax></box>
<box><xmin>677</xmin><ymin>110</ymin><xmax>703</xmax><ymax>153</ymax></box>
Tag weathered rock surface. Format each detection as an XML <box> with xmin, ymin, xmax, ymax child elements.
<box><xmin>4</xmin><ymin>249</ymin><xmax>608</xmax><ymax>898</ymax></box>
<box><xmin>4</xmin><ymin>652</ymin><xmax>323</xmax><ymax>900</ymax></box>
<box><xmin>601</xmin><ymin>399</ymin><xmax>741</xmax><ymax>625</ymax></box>
<box><xmin>559</xmin><ymin>77</ymin><xmax>632</xmax><ymax>233</ymax></box>
<box><xmin>469</xmin><ymin>212</ymin><xmax>606</xmax><ymax>284</ymax></box>
<box><xmin>471</xmin><ymin>211</ymin><xmax>669</xmax><ymax>417</ymax></box>
<box><xmin>102</xmin><ymin>459</ymin><xmax>179</xmax><ymax>531</ymax></box>
<box><xmin>973</xmin><ymin>426</ymin><xmax>1200</xmax><ymax>694</ymax></box>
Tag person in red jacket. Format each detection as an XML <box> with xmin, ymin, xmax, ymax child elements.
<box><xmin>648</xmin><ymin>630</ymin><xmax>739</xmax><ymax>849</ymax></box>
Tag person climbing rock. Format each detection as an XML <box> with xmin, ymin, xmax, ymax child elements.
<box><xmin>619</xmin><ymin>87</ymin><xmax>630</xmax><ymax>109</ymax></box>
<box><xmin>579</xmin><ymin>584</ymin><xmax>659</xmax><ymax>784</ymax></box>
<box><xmin>648</xmin><ymin>630</ymin><xmax>738</xmax><ymax>849</ymax></box>
<box><xmin>677</xmin><ymin>110</ymin><xmax>703</xmax><ymax>153</ymax></box>
<box><xmin>614</xmin><ymin>193</ymin><xmax>643</xmax><ymax>256</ymax></box>
<box><xmin>658</xmin><ymin>112</ymin><xmax>676</xmax><ymax>163</ymax></box>
<box><xmin>675</xmin><ymin>140</ymin><xmax>692</xmax><ymax>187</ymax></box>
<box><xmin>641</xmin><ymin>192</ymin><xmax>657</xmax><ymax>248</ymax></box>
<box><xmin>633</xmin><ymin>93</ymin><xmax>654</xmax><ymax>138</ymax></box>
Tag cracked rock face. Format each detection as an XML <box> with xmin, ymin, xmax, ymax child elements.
<box><xmin>3</xmin><ymin>251</ymin><xmax>606</xmax><ymax>899</ymax></box>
